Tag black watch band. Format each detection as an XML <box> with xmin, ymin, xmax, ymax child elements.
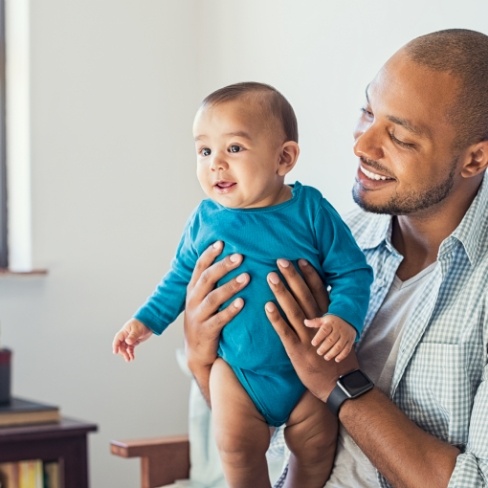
<box><xmin>327</xmin><ymin>369</ymin><xmax>374</xmax><ymax>416</ymax></box>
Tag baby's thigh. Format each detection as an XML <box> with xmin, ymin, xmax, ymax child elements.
<box><xmin>210</xmin><ymin>359</ymin><xmax>270</xmax><ymax>450</ymax></box>
<box><xmin>285</xmin><ymin>391</ymin><xmax>338</xmax><ymax>456</ymax></box>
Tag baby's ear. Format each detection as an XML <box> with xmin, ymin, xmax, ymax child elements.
<box><xmin>277</xmin><ymin>141</ymin><xmax>300</xmax><ymax>176</ymax></box>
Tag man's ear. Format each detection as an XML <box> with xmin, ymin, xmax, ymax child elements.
<box><xmin>277</xmin><ymin>141</ymin><xmax>300</xmax><ymax>176</ymax></box>
<box><xmin>461</xmin><ymin>140</ymin><xmax>488</xmax><ymax>178</ymax></box>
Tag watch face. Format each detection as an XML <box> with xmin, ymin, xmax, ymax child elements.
<box><xmin>339</xmin><ymin>370</ymin><xmax>373</xmax><ymax>397</ymax></box>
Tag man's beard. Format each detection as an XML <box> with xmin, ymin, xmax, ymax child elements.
<box><xmin>352</xmin><ymin>158</ymin><xmax>458</xmax><ymax>215</ymax></box>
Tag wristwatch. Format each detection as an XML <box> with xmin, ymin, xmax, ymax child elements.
<box><xmin>327</xmin><ymin>369</ymin><xmax>374</xmax><ymax>416</ymax></box>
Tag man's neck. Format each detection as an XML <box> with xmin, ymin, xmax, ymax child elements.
<box><xmin>392</xmin><ymin>216</ymin><xmax>443</xmax><ymax>281</ymax></box>
<box><xmin>392</xmin><ymin>181</ymin><xmax>481</xmax><ymax>281</ymax></box>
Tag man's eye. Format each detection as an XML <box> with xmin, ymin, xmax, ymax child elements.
<box><xmin>390</xmin><ymin>133</ymin><xmax>415</xmax><ymax>149</ymax></box>
<box><xmin>360</xmin><ymin>107</ymin><xmax>373</xmax><ymax>119</ymax></box>
<box><xmin>201</xmin><ymin>148</ymin><xmax>211</xmax><ymax>156</ymax></box>
<box><xmin>229</xmin><ymin>145</ymin><xmax>241</xmax><ymax>153</ymax></box>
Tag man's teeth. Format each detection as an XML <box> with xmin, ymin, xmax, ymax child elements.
<box><xmin>360</xmin><ymin>166</ymin><xmax>391</xmax><ymax>181</ymax></box>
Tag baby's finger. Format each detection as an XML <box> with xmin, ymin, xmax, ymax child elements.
<box><xmin>334</xmin><ymin>341</ymin><xmax>354</xmax><ymax>363</ymax></box>
<box><xmin>324</xmin><ymin>337</ymin><xmax>349</xmax><ymax>361</ymax></box>
<box><xmin>316</xmin><ymin>333</ymin><xmax>340</xmax><ymax>357</ymax></box>
<box><xmin>311</xmin><ymin>326</ymin><xmax>332</xmax><ymax>347</ymax></box>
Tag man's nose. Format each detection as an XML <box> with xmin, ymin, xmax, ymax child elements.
<box><xmin>353</xmin><ymin>125</ymin><xmax>385</xmax><ymax>162</ymax></box>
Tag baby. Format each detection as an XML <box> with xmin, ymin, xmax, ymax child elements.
<box><xmin>113</xmin><ymin>82</ymin><xmax>373</xmax><ymax>487</ymax></box>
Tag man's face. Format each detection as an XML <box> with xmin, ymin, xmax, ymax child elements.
<box><xmin>352</xmin><ymin>51</ymin><xmax>463</xmax><ymax>216</ymax></box>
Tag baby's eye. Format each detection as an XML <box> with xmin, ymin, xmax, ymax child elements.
<box><xmin>229</xmin><ymin>145</ymin><xmax>242</xmax><ymax>153</ymax></box>
<box><xmin>200</xmin><ymin>147</ymin><xmax>211</xmax><ymax>156</ymax></box>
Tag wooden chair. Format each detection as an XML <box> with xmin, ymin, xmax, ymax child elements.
<box><xmin>110</xmin><ymin>359</ymin><xmax>285</xmax><ymax>487</ymax></box>
<box><xmin>110</xmin><ymin>434</ymin><xmax>190</xmax><ymax>488</ymax></box>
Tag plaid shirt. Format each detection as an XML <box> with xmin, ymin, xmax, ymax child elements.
<box><xmin>274</xmin><ymin>173</ymin><xmax>488</xmax><ymax>488</ymax></box>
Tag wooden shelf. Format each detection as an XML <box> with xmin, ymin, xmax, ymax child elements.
<box><xmin>0</xmin><ymin>416</ymin><xmax>98</xmax><ymax>488</ymax></box>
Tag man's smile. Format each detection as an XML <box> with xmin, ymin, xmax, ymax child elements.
<box><xmin>359</xmin><ymin>164</ymin><xmax>394</xmax><ymax>181</ymax></box>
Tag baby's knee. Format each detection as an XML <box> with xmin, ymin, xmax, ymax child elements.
<box><xmin>286</xmin><ymin>420</ymin><xmax>337</xmax><ymax>463</ymax></box>
<box><xmin>216</xmin><ymin>430</ymin><xmax>267</xmax><ymax>468</ymax></box>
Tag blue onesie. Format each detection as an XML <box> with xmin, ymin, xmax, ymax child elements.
<box><xmin>134</xmin><ymin>182</ymin><xmax>373</xmax><ymax>426</ymax></box>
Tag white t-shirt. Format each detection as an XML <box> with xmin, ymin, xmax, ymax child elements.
<box><xmin>325</xmin><ymin>263</ymin><xmax>437</xmax><ymax>487</ymax></box>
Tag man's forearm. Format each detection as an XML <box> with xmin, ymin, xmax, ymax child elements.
<box><xmin>340</xmin><ymin>388</ymin><xmax>460</xmax><ymax>488</ymax></box>
<box><xmin>189</xmin><ymin>361</ymin><xmax>212</xmax><ymax>407</ymax></box>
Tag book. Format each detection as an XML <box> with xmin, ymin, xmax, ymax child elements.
<box><xmin>18</xmin><ymin>460</ymin><xmax>43</xmax><ymax>488</ymax></box>
<box><xmin>0</xmin><ymin>398</ymin><xmax>60</xmax><ymax>428</ymax></box>
<box><xmin>43</xmin><ymin>462</ymin><xmax>60</xmax><ymax>488</ymax></box>
<box><xmin>0</xmin><ymin>462</ymin><xmax>20</xmax><ymax>487</ymax></box>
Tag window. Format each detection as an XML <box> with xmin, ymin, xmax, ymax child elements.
<box><xmin>0</xmin><ymin>0</ymin><xmax>7</xmax><ymax>269</ymax></box>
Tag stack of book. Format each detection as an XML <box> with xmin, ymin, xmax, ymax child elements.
<box><xmin>0</xmin><ymin>398</ymin><xmax>60</xmax><ymax>429</ymax></box>
<box><xmin>0</xmin><ymin>398</ymin><xmax>61</xmax><ymax>487</ymax></box>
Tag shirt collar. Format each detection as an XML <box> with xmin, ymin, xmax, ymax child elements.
<box><xmin>354</xmin><ymin>212</ymin><xmax>392</xmax><ymax>252</ymax></box>
<box><xmin>352</xmin><ymin>171</ymin><xmax>488</xmax><ymax>265</ymax></box>
<box><xmin>448</xmin><ymin>171</ymin><xmax>488</xmax><ymax>266</ymax></box>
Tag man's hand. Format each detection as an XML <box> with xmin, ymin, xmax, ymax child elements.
<box><xmin>184</xmin><ymin>241</ymin><xmax>249</xmax><ymax>403</ymax></box>
<box><xmin>112</xmin><ymin>318</ymin><xmax>153</xmax><ymax>362</ymax></box>
<box><xmin>265</xmin><ymin>259</ymin><xmax>358</xmax><ymax>403</ymax></box>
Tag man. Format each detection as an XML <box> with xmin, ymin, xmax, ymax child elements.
<box><xmin>184</xmin><ymin>29</ymin><xmax>488</xmax><ymax>487</ymax></box>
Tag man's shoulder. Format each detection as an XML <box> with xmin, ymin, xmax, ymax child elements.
<box><xmin>343</xmin><ymin>206</ymin><xmax>391</xmax><ymax>248</ymax></box>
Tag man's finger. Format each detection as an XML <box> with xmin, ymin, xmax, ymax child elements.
<box><xmin>206</xmin><ymin>297</ymin><xmax>245</xmax><ymax>334</ymax></box>
<box><xmin>298</xmin><ymin>259</ymin><xmax>330</xmax><ymax>314</ymax></box>
<box><xmin>276</xmin><ymin>259</ymin><xmax>318</xmax><ymax>317</ymax></box>
<box><xmin>198</xmin><ymin>272</ymin><xmax>250</xmax><ymax>317</ymax></box>
<box><xmin>188</xmin><ymin>241</ymin><xmax>225</xmax><ymax>289</ymax></box>
<box><xmin>267</xmin><ymin>271</ymin><xmax>310</xmax><ymax>340</ymax></box>
<box><xmin>265</xmin><ymin>301</ymin><xmax>298</xmax><ymax>344</ymax></box>
<box><xmin>188</xmin><ymin>250</ymin><xmax>244</xmax><ymax>306</ymax></box>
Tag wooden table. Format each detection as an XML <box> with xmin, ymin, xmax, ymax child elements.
<box><xmin>0</xmin><ymin>417</ymin><xmax>98</xmax><ymax>488</ymax></box>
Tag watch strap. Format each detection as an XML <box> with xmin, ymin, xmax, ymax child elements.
<box><xmin>327</xmin><ymin>382</ymin><xmax>350</xmax><ymax>416</ymax></box>
<box><xmin>327</xmin><ymin>369</ymin><xmax>374</xmax><ymax>416</ymax></box>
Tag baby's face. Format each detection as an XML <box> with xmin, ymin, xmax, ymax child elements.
<box><xmin>193</xmin><ymin>98</ymin><xmax>289</xmax><ymax>209</ymax></box>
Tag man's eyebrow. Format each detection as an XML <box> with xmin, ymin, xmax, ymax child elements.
<box><xmin>387</xmin><ymin>115</ymin><xmax>430</xmax><ymax>138</ymax></box>
<box><xmin>365</xmin><ymin>85</ymin><xmax>430</xmax><ymax>138</ymax></box>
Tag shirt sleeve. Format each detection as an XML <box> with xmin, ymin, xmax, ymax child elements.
<box><xmin>447</xmin><ymin>362</ymin><xmax>488</xmax><ymax>487</ymax></box>
<box><xmin>315</xmin><ymin>198</ymin><xmax>374</xmax><ymax>336</ymax></box>
<box><xmin>134</xmin><ymin>211</ymin><xmax>199</xmax><ymax>335</ymax></box>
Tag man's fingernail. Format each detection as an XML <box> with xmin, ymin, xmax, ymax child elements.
<box><xmin>299</xmin><ymin>259</ymin><xmax>309</xmax><ymax>267</ymax></box>
<box><xmin>233</xmin><ymin>298</ymin><xmax>244</xmax><ymax>309</ymax></box>
<box><xmin>229</xmin><ymin>253</ymin><xmax>241</xmax><ymax>263</ymax></box>
<box><xmin>212</xmin><ymin>241</ymin><xmax>223</xmax><ymax>249</ymax></box>
<box><xmin>236</xmin><ymin>273</ymin><xmax>247</xmax><ymax>283</ymax></box>
<box><xmin>265</xmin><ymin>302</ymin><xmax>275</xmax><ymax>312</ymax></box>
<box><xmin>268</xmin><ymin>272</ymin><xmax>280</xmax><ymax>284</ymax></box>
<box><xmin>277</xmin><ymin>258</ymin><xmax>289</xmax><ymax>268</ymax></box>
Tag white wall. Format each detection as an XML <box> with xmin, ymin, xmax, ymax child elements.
<box><xmin>1</xmin><ymin>1</ymin><xmax>487</xmax><ymax>487</ymax></box>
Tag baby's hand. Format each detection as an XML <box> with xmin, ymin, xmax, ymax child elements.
<box><xmin>112</xmin><ymin>318</ymin><xmax>152</xmax><ymax>362</ymax></box>
<box><xmin>304</xmin><ymin>315</ymin><xmax>356</xmax><ymax>362</ymax></box>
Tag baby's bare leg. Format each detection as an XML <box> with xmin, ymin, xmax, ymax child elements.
<box><xmin>283</xmin><ymin>391</ymin><xmax>338</xmax><ymax>488</ymax></box>
<box><xmin>209</xmin><ymin>358</ymin><xmax>272</xmax><ymax>488</ymax></box>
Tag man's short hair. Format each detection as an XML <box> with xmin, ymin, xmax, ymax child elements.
<box><xmin>405</xmin><ymin>29</ymin><xmax>488</xmax><ymax>148</ymax></box>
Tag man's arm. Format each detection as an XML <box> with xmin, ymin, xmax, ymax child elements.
<box><xmin>265</xmin><ymin>259</ymin><xmax>460</xmax><ymax>488</ymax></box>
<box><xmin>183</xmin><ymin>241</ymin><xmax>249</xmax><ymax>405</ymax></box>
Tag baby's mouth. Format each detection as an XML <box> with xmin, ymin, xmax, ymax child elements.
<box><xmin>215</xmin><ymin>181</ymin><xmax>236</xmax><ymax>189</ymax></box>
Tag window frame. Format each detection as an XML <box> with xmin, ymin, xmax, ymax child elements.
<box><xmin>0</xmin><ymin>0</ymin><xmax>7</xmax><ymax>269</ymax></box>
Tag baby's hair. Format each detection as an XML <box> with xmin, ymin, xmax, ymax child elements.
<box><xmin>201</xmin><ymin>82</ymin><xmax>298</xmax><ymax>142</ymax></box>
